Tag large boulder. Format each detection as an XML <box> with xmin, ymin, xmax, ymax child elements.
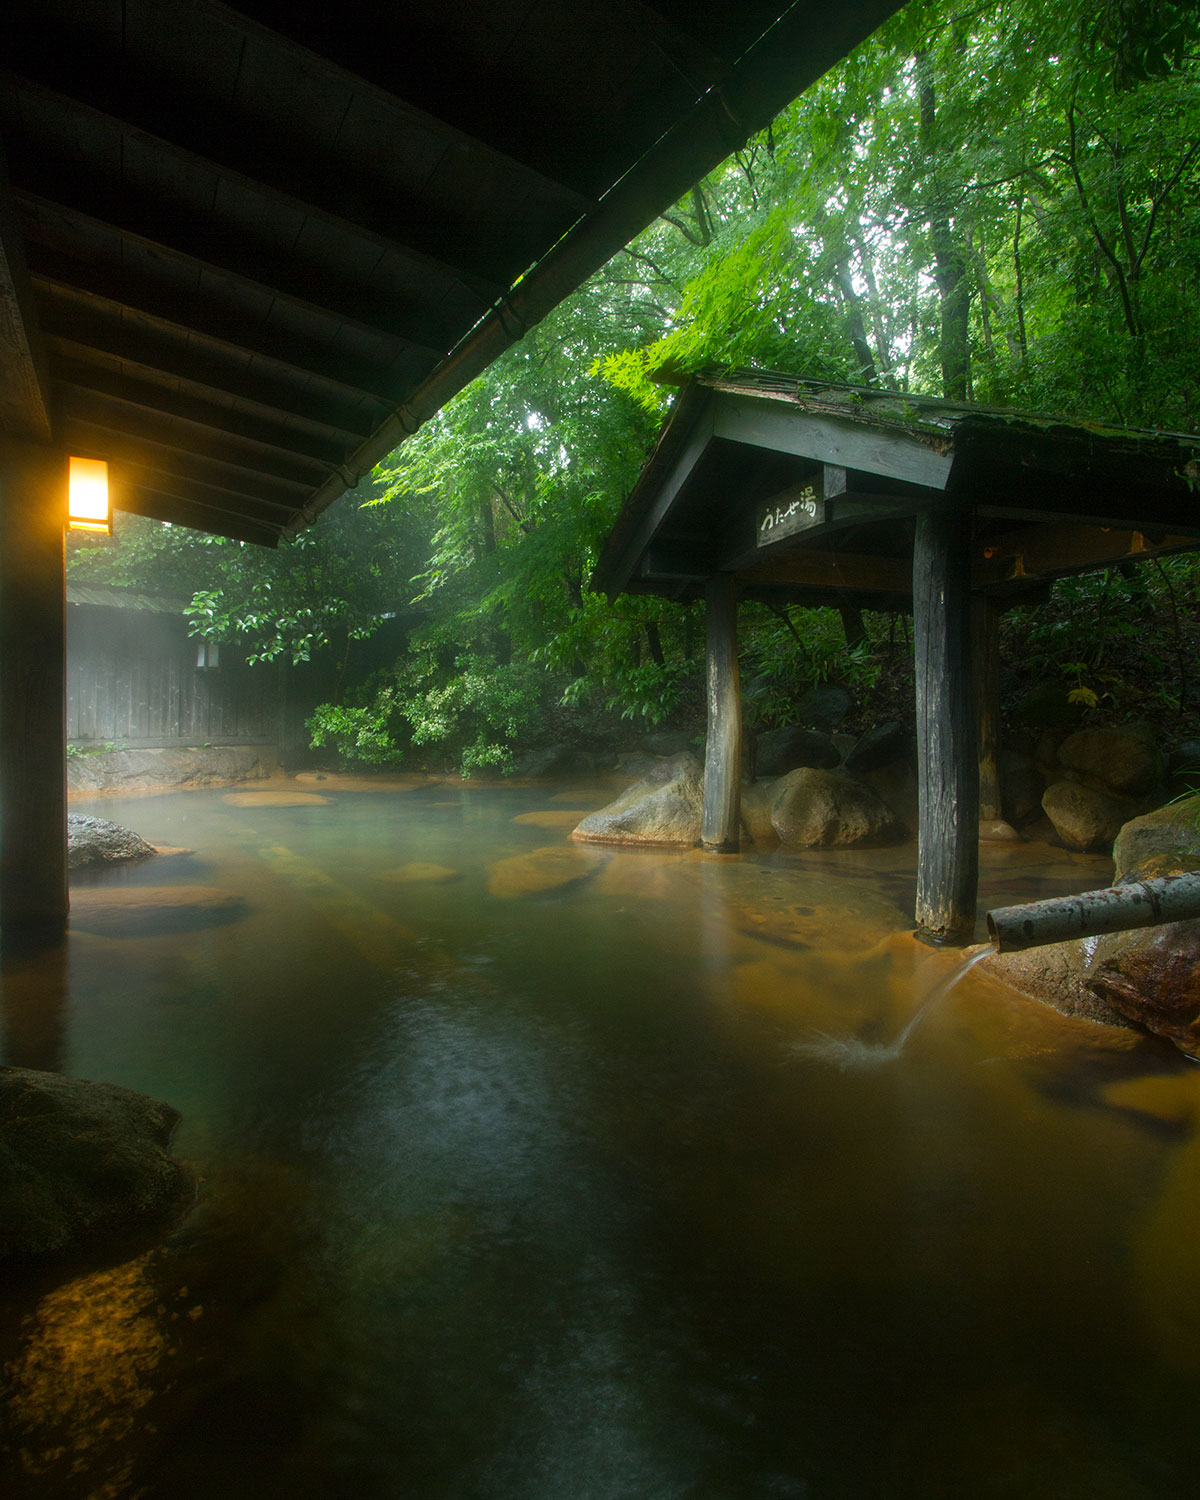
<box><xmin>1000</xmin><ymin>749</ymin><xmax>1046</xmax><ymax>827</ymax></box>
<box><xmin>843</xmin><ymin>722</ymin><xmax>910</xmax><ymax>773</ymax></box>
<box><xmin>0</xmin><ymin>1067</ymin><xmax>190</xmax><ymax>1260</ymax></box>
<box><xmin>755</xmin><ymin>725</ymin><xmax>841</xmax><ymax>778</ymax></box>
<box><xmin>770</xmin><ymin>767</ymin><xmax>904</xmax><ymax>848</ymax></box>
<box><xmin>1085</xmin><ymin>920</ymin><xmax>1200</xmax><ymax>1056</ymax></box>
<box><xmin>794</xmin><ymin>683</ymin><xmax>853</xmax><ymax>732</ymax></box>
<box><xmin>572</xmin><ymin>752</ymin><xmax>703</xmax><ymax>847</ymax></box>
<box><xmin>740</xmin><ymin>779</ymin><xmax>778</xmax><ymax>847</ymax></box>
<box><xmin>67</xmin><ymin>814</ymin><xmax>157</xmax><ymax>870</ymax></box>
<box><xmin>1113</xmin><ymin>794</ymin><xmax>1200</xmax><ymax>881</ymax></box>
<box><xmin>1042</xmin><ymin>780</ymin><xmax>1131</xmax><ymax>853</ymax></box>
<box><xmin>989</xmin><ymin>797</ymin><xmax>1200</xmax><ymax>1052</ymax></box>
<box><xmin>1056</xmin><ymin>721</ymin><xmax>1164</xmax><ymax>798</ymax></box>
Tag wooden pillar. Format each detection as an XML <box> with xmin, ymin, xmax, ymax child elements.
<box><xmin>913</xmin><ymin>505</ymin><xmax>978</xmax><ymax>945</ymax></box>
<box><xmin>972</xmin><ymin>595</ymin><xmax>1002</xmax><ymax>822</ymax></box>
<box><xmin>0</xmin><ymin>437</ymin><xmax>68</xmax><ymax>932</ymax></box>
<box><xmin>701</xmin><ymin>573</ymin><xmax>741</xmax><ymax>852</ymax></box>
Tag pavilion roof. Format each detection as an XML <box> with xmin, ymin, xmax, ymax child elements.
<box><xmin>594</xmin><ymin>368</ymin><xmax>1200</xmax><ymax>611</ymax></box>
<box><xmin>0</xmin><ymin>0</ymin><xmax>903</xmax><ymax>547</ymax></box>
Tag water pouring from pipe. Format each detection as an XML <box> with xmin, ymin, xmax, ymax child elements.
<box><xmin>793</xmin><ymin>942</ymin><xmax>995</xmax><ymax>1070</ymax></box>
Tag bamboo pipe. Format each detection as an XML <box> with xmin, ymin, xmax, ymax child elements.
<box><xmin>986</xmin><ymin>871</ymin><xmax>1200</xmax><ymax>954</ymax></box>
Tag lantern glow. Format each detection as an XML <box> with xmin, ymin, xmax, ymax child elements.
<box><xmin>68</xmin><ymin>457</ymin><xmax>111</xmax><ymax>533</ymax></box>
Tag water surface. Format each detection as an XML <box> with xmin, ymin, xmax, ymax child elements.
<box><xmin>3</xmin><ymin>781</ymin><xmax>1198</xmax><ymax>1500</ymax></box>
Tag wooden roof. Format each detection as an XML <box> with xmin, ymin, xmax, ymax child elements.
<box><xmin>0</xmin><ymin>0</ymin><xmax>904</xmax><ymax>547</ymax></box>
<box><xmin>594</xmin><ymin>370</ymin><xmax>1200</xmax><ymax>611</ymax></box>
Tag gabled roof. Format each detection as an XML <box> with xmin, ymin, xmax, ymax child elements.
<box><xmin>0</xmin><ymin>1</ymin><xmax>905</xmax><ymax>547</ymax></box>
<box><xmin>594</xmin><ymin>368</ymin><xmax>1200</xmax><ymax>609</ymax></box>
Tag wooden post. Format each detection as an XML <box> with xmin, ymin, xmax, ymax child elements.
<box><xmin>972</xmin><ymin>595</ymin><xmax>1002</xmax><ymax>822</ymax></box>
<box><xmin>701</xmin><ymin>573</ymin><xmax>741</xmax><ymax>852</ymax></box>
<box><xmin>913</xmin><ymin>505</ymin><xmax>978</xmax><ymax>944</ymax></box>
<box><xmin>0</xmin><ymin>436</ymin><xmax>68</xmax><ymax>932</ymax></box>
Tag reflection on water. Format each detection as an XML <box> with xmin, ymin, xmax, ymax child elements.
<box><xmin>2</xmin><ymin>782</ymin><xmax>1199</xmax><ymax>1499</ymax></box>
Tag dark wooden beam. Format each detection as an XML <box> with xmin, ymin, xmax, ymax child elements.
<box><xmin>955</xmin><ymin>423</ymin><xmax>1200</xmax><ymax>535</ymax></box>
<box><xmin>0</xmin><ymin>71</ymin><xmax>514</xmax><ymax>299</ymax></box>
<box><xmin>0</xmin><ymin>436</ymin><xmax>67</xmax><ymax>928</ymax></box>
<box><xmin>741</xmin><ymin>548</ymin><xmax>911</xmax><ymax>595</ymax></box>
<box><xmin>61</xmin><ymin>417</ymin><xmax>310</xmax><ymax>512</ymax></box>
<box><xmin>110</xmin><ymin>461</ymin><xmax>299</xmax><ymax>526</ymax></box>
<box><xmin>60</xmin><ymin>388</ymin><xmax>328</xmax><ymax>490</ymax></box>
<box><xmin>35</xmin><ymin>277</ymin><xmax>399</xmax><ymax>415</ymax></box>
<box><xmin>604</xmin><ymin>406</ymin><xmax>716</xmax><ymax>598</ymax></box>
<box><xmin>118</xmin><ymin>482</ymin><xmax>284</xmax><ymax>547</ymax></box>
<box><xmin>976</xmin><ymin>523</ymin><xmax>1200</xmax><ymax>583</ymax></box>
<box><xmin>701</xmin><ymin>574</ymin><xmax>742</xmax><ymax>852</ymax></box>
<box><xmin>913</xmin><ymin>506</ymin><xmax>978</xmax><ymax>945</ymax></box>
<box><xmin>0</xmin><ymin>148</ymin><xmax>51</xmax><ymax>440</ymax></box>
<box><xmin>713</xmin><ymin>394</ymin><xmax>954</xmax><ymax>492</ymax></box>
<box><xmin>19</xmin><ymin>202</ymin><xmax>441</xmax><ymax>369</ymax></box>
<box><xmin>54</xmin><ymin>365</ymin><xmax>350</xmax><ymax>469</ymax></box>
<box><xmin>11</xmin><ymin>166</ymin><xmax>477</xmax><ymax>354</ymax></box>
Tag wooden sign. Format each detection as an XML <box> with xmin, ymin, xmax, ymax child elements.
<box><xmin>755</xmin><ymin>475</ymin><xmax>825</xmax><ymax>546</ymax></box>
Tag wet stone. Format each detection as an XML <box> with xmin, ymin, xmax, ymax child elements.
<box><xmin>0</xmin><ymin>1066</ymin><xmax>190</xmax><ymax>1261</ymax></box>
<box><xmin>67</xmin><ymin>814</ymin><xmax>157</xmax><ymax>871</ymax></box>
<box><xmin>222</xmin><ymin>791</ymin><xmax>332</xmax><ymax>807</ymax></box>
<box><xmin>375</xmin><ymin>863</ymin><xmax>462</xmax><ymax>885</ymax></box>
<box><xmin>70</xmin><ymin>885</ymin><xmax>249</xmax><ymax>937</ymax></box>
<box><xmin>487</xmin><ymin>845</ymin><xmax>606</xmax><ymax>899</ymax></box>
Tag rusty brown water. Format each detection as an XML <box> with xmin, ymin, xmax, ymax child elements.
<box><xmin>3</xmin><ymin>781</ymin><xmax>1199</xmax><ymax>1500</ymax></box>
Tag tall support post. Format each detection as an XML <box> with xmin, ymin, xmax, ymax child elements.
<box><xmin>913</xmin><ymin>504</ymin><xmax>978</xmax><ymax>944</ymax></box>
<box><xmin>972</xmin><ymin>594</ymin><xmax>1002</xmax><ymax>822</ymax></box>
<box><xmin>0</xmin><ymin>437</ymin><xmax>68</xmax><ymax>932</ymax></box>
<box><xmin>701</xmin><ymin>573</ymin><xmax>742</xmax><ymax>852</ymax></box>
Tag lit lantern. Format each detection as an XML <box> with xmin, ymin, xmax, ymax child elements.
<box><xmin>68</xmin><ymin>456</ymin><xmax>111</xmax><ymax>534</ymax></box>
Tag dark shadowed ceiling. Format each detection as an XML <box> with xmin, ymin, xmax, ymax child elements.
<box><xmin>0</xmin><ymin>0</ymin><xmax>904</xmax><ymax>545</ymax></box>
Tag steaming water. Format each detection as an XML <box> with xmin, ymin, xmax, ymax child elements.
<box><xmin>3</xmin><ymin>781</ymin><xmax>1199</xmax><ymax>1500</ymax></box>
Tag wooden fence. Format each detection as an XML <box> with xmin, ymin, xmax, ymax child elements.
<box><xmin>66</xmin><ymin>601</ymin><xmax>279</xmax><ymax>747</ymax></box>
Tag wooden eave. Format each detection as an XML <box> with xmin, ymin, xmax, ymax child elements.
<box><xmin>0</xmin><ymin>0</ymin><xmax>906</xmax><ymax>547</ymax></box>
<box><xmin>592</xmin><ymin>372</ymin><xmax>1200</xmax><ymax>607</ymax></box>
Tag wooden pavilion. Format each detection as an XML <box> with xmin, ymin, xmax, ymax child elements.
<box><xmin>593</xmin><ymin>369</ymin><xmax>1200</xmax><ymax>944</ymax></box>
<box><xmin>0</xmin><ymin>0</ymin><xmax>905</xmax><ymax>934</ymax></box>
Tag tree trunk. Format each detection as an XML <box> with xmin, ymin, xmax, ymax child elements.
<box><xmin>918</xmin><ymin>51</ymin><xmax>971</xmax><ymax>400</ymax></box>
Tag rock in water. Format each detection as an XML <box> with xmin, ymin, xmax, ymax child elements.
<box><xmin>0</xmin><ymin>1067</ymin><xmax>190</xmax><ymax>1260</ymax></box>
<box><xmin>1041</xmin><ymin>780</ymin><xmax>1131</xmax><ymax>853</ymax></box>
<box><xmin>67</xmin><ymin>815</ymin><xmax>156</xmax><ymax>870</ymax></box>
<box><xmin>1112</xmin><ymin>794</ymin><xmax>1200</xmax><ymax>881</ymax></box>
<box><xmin>572</xmin><ymin>752</ymin><xmax>704</xmax><ymax>847</ymax></box>
<box><xmin>770</xmin><ymin>767</ymin><xmax>904</xmax><ymax>848</ymax></box>
<box><xmin>1085</xmin><ymin>920</ymin><xmax>1200</xmax><ymax>1057</ymax></box>
<box><xmin>1057</xmin><ymin>721</ymin><xmax>1164</xmax><ymax>797</ymax></box>
<box><xmin>755</xmin><ymin>726</ymin><xmax>840</xmax><ymax>779</ymax></box>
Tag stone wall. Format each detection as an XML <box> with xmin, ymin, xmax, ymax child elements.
<box><xmin>67</xmin><ymin>744</ymin><xmax>277</xmax><ymax>793</ymax></box>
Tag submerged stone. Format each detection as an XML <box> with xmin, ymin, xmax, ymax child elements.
<box><xmin>510</xmin><ymin>810</ymin><xmax>586</xmax><ymax>830</ymax></box>
<box><xmin>0</xmin><ymin>1066</ymin><xmax>190</xmax><ymax>1260</ymax></box>
<box><xmin>487</xmin><ymin>845</ymin><xmax>606</xmax><ymax>899</ymax></box>
<box><xmin>67</xmin><ymin>814</ymin><xmax>157</xmax><ymax>871</ymax></box>
<box><xmin>70</xmin><ymin>885</ymin><xmax>248</xmax><ymax>937</ymax></box>
<box><xmin>221</xmin><ymin>790</ymin><xmax>332</xmax><ymax>807</ymax></box>
<box><xmin>375</xmin><ymin>862</ymin><xmax>462</xmax><ymax>885</ymax></box>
